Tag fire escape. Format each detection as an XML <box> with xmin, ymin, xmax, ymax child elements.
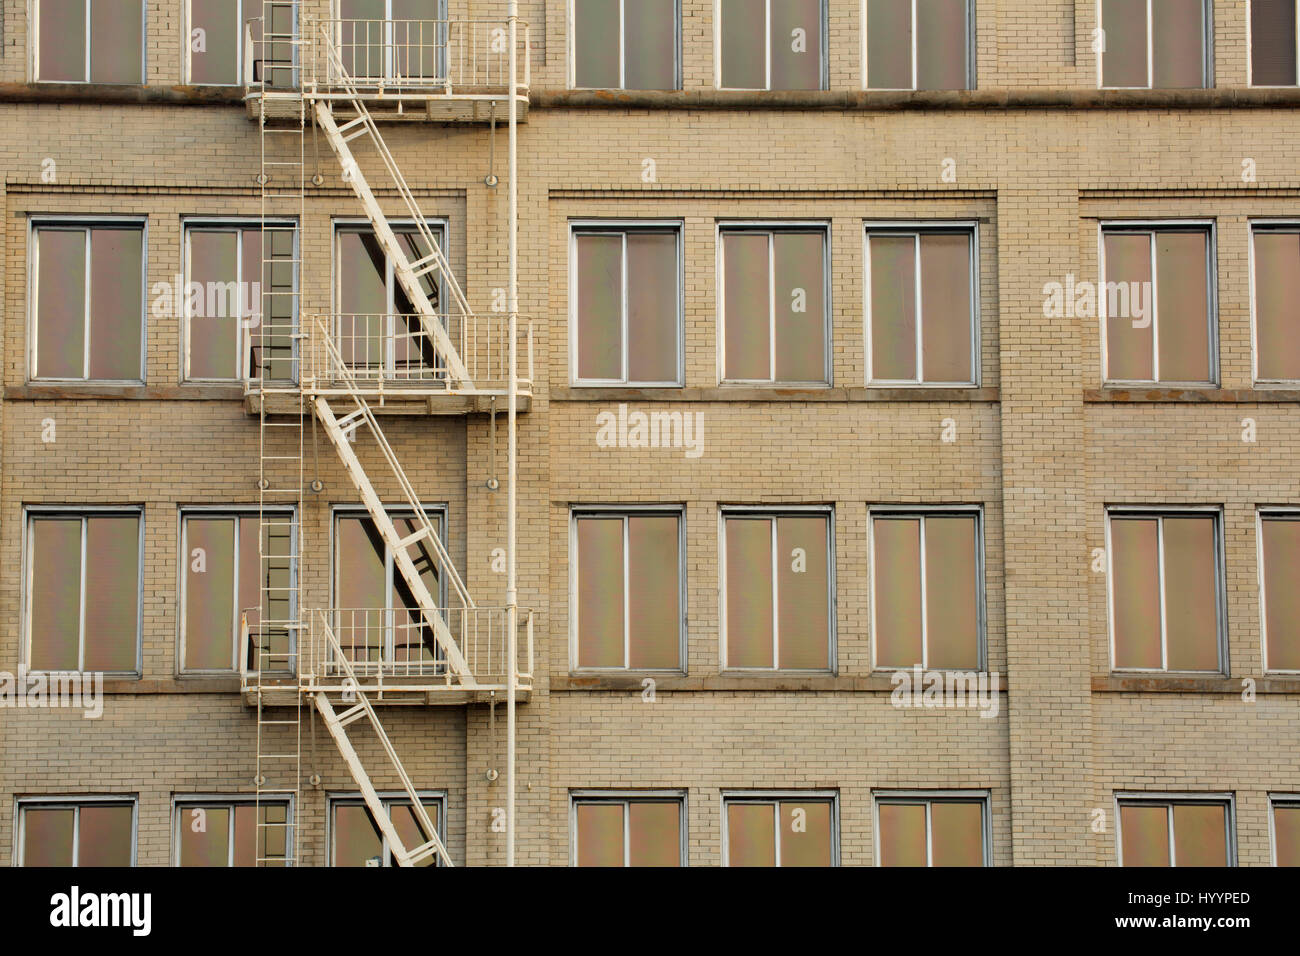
<box><xmin>239</xmin><ymin>1</ymin><xmax>530</xmax><ymax>867</ymax></box>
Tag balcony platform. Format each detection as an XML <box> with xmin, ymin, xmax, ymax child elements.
<box><xmin>248</xmin><ymin>89</ymin><xmax>528</xmax><ymax>124</ymax></box>
<box><xmin>245</xmin><ymin>386</ymin><xmax>531</xmax><ymax>417</ymax></box>
<box><xmin>243</xmin><ymin>677</ymin><xmax>531</xmax><ymax>708</ymax></box>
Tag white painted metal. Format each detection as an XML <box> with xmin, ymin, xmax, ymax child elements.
<box><xmin>505</xmin><ymin>0</ymin><xmax>519</xmax><ymax>868</ymax></box>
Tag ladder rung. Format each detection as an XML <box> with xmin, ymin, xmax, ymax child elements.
<box><xmin>257</xmin><ymin>754</ymin><xmax>301</xmax><ymax>760</ymax></box>
<box><xmin>254</xmin><ymin>788</ymin><xmax>299</xmax><ymax>795</ymax></box>
<box><xmin>257</xmin><ymin>720</ymin><xmax>300</xmax><ymax>726</ymax></box>
<box><xmin>396</xmin><ymin>525</ymin><xmax>433</xmax><ymax>550</ymax></box>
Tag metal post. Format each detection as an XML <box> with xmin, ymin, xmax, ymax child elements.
<box><xmin>505</xmin><ymin>0</ymin><xmax>520</xmax><ymax>868</ymax></box>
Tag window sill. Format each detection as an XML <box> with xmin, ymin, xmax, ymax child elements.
<box><xmin>7</xmin><ymin>384</ymin><xmax>244</xmax><ymax>401</ymax></box>
<box><xmin>553</xmin><ymin>674</ymin><xmax>1010</xmax><ymax>692</ymax></box>
<box><xmin>1093</xmin><ymin>675</ymin><xmax>1300</xmax><ymax>693</ymax></box>
<box><xmin>1084</xmin><ymin>387</ymin><xmax>1300</xmax><ymax>403</ymax></box>
<box><xmin>98</xmin><ymin>677</ymin><xmax>242</xmax><ymax>694</ymax></box>
<box><xmin>551</xmin><ymin>386</ymin><xmax>999</xmax><ymax>402</ymax></box>
<box><xmin>0</xmin><ymin>82</ymin><xmax>242</xmax><ymax>106</ymax></box>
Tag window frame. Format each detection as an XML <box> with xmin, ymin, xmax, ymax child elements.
<box><xmin>568</xmin><ymin>220</ymin><xmax>685</xmax><ymax>387</ymax></box>
<box><xmin>1247</xmin><ymin>0</ymin><xmax>1300</xmax><ymax>86</ymax></box>
<box><xmin>1269</xmin><ymin>793</ymin><xmax>1300</xmax><ymax>866</ymax></box>
<box><xmin>28</xmin><ymin>216</ymin><xmax>149</xmax><ymax>385</ymax></box>
<box><xmin>1256</xmin><ymin>508</ymin><xmax>1300</xmax><ymax>674</ymax></box>
<box><xmin>1113</xmin><ymin>792</ymin><xmax>1236</xmax><ymax>866</ymax></box>
<box><xmin>31</xmin><ymin>0</ymin><xmax>148</xmax><ymax>84</ymax></box>
<box><xmin>1097</xmin><ymin>220</ymin><xmax>1219</xmax><ymax>387</ymax></box>
<box><xmin>716</xmin><ymin>221</ymin><xmax>833</xmax><ymax>386</ymax></box>
<box><xmin>1095</xmin><ymin>0</ymin><xmax>1212</xmax><ymax>90</ymax></box>
<box><xmin>568</xmin><ymin>505</ymin><xmax>687</xmax><ymax>674</ymax></box>
<box><xmin>718</xmin><ymin>504</ymin><xmax>837</xmax><ymax>674</ymax></box>
<box><xmin>569</xmin><ymin>789</ymin><xmax>688</xmax><ymax>866</ymax></box>
<box><xmin>720</xmin><ymin>789</ymin><xmax>840</xmax><ymax>866</ymax></box>
<box><xmin>14</xmin><ymin>795</ymin><xmax>139</xmax><ymax>867</ymax></box>
<box><xmin>184</xmin><ymin>0</ymin><xmax>248</xmax><ymax>85</ymax></box>
<box><xmin>171</xmin><ymin>794</ymin><xmax>295</xmax><ymax>866</ymax></box>
<box><xmin>868</xmin><ymin>504</ymin><xmax>988</xmax><ymax>672</ymax></box>
<box><xmin>1104</xmin><ymin>505</ymin><xmax>1228</xmax><ymax>675</ymax></box>
<box><xmin>714</xmin><ymin>0</ymin><xmax>829</xmax><ymax>91</ymax></box>
<box><xmin>860</xmin><ymin>0</ymin><xmax>977</xmax><ymax>91</ymax></box>
<box><xmin>1248</xmin><ymin>219</ymin><xmax>1300</xmax><ymax>386</ymax></box>
<box><xmin>22</xmin><ymin>505</ymin><xmax>145</xmax><ymax>677</ymax></box>
<box><xmin>863</xmin><ymin>221</ymin><xmax>981</xmax><ymax>387</ymax></box>
<box><xmin>872</xmin><ymin>789</ymin><xmax>992</xmax><ymax>866</ymax></box>
<box><xmin>568</xmin><ymin>0</ymin><xmax>683</xmax><ymax>90</ymax></box>
<box><xmin>326</xmin><ymin>790</ymin><xmax>447</xmax><ymax>867</ymax></box>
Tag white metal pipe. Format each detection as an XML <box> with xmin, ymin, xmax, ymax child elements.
<box><xmin>505</xmin><ymin>0</ymin><xmax>519</xmax><ymax>869</ymax></box>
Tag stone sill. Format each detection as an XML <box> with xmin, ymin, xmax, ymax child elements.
<box><xmin>551</xmin><ymin>386</ymin><xmax>999</xmax><ymax>403</ymax></box>
<box><xmin>5</xmin><ymin>385</ymin><xmax>245</xmax><ymax>401</ymax></box>
<box><xmin>1085</xmin><ymin>388</ymin><xmax>1300</xmax><ymax>403</ymax></box>
<box><xmin>553</xmin><ymin>674</ymin><xmax>1007</xmax><ymax>693</ymax></box>
<box><xmin>1093</xmin><ymin>675</ymin><xmax>1300</xmax><ymax>693</ymax></box>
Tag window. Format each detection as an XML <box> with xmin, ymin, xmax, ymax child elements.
<box><xmin>866</xmin><ymin>226</ymin><xmax>977</xmax><ymax>385</ymax></box>
<box><xmin>1251</xmin><ymin>225</ymin><xmax>1300</xmax><ymax>382</ymax></box>
<box><xmin>723</xmin><ymin>793</ymin><xmax>837</xmax><ymax>866</ymax></box>
<box><xmin>337</xmin><ymin>0</ymin><xmax>447</xmax><ymax>82</ymax></box>
<box><xmin>571</xmin><ymin>225</ymin><xmax>682</xmax><ymax>385</ymax></box>
<box><xmin>31</xmin><ymin>222</ymin><xmax>144</xmax><ymax>383</ymax></box>
<box><xmin>26</xmin><ymin>510</ymin><xmax>142</xmax><ymax>674</ymax></box>
<box><xmin>330</xmin><ymin>793</ymin><xmax>445</xmax><ymax>867</ymax></box>
<box><xmin>572</xmin><ymin>0</ymin><xmax>680</xmax><ymax>89</ymax></box>
<box><xmin>571</xmin><ymin>510</ymin><xmax>683</xmax><ymax>671</ymax></box>
<box><xmin>1272</xmin><ymin>797</ymin><xmax>1300</xmax><ymax>866</ymax></box>
<box><xmin>870</xmin><ymin>509</ymin><xmax>983</xmax><ymax>670</ymax></box>
<box><xmin>719</xmin><ymin>226</ymin><xmax>829</xmax><ymax>384</ymax></box>
<box><xmin>721</xmin><ymin>509</ymin><xmax>832</xmax><ymax>671</ymax></box>
<box><xmin>250</xmin><ymin>1</ymin><xmax>297</xmax><ymax>86</ymax></box>
<box><xmin>174</xmin><ymin>798</ymin><xmax>292</xmax><ymax>866</ymax></box>
<box><xmin>717</xmin><ymin>0</ymin><xmax>826</xmax><ymax>90</ymax></box>
<box><xmin>181</xmin><ymin>511</ymin><xmax>295</xmax><ymax>674</ymax></box>
<box><xmin>571</xmin><ymin>793</ymin><xmax>685</xmax><ymax>866</ymax></box>
<box><xmin>333</xmin><ymin>509</ymin><xmax>445</xmax><ymax>666</ymax></box>
<box><xmin>16</xmin><ymin>798</ymin><xmax>136</xmax><ymax>866</ymax></box>
<box><xmin>1117</xmin><ymin>796</ymin><xmax>1234</xmax><ymax>866</ymax></box>
<box><xmin>865</xmin><ymin>0</ymin><xmax>974</xmax><ymax>90</ymax></box>
<box><xmin>875</xmin><ymin>793</ymin><xmax>989</xmax><ymax>866</ymax></box>
<box><xmin>1099</xmin><ymin>0</ymin><xmax>1209</xmax><ymax>89</ymax></box>
<box><xmin>1101</xmin><ymin>225</ymin><xmax>1215</xmax><ymax>385</ymax></box>
<box><xmin>335</xmin><ymin>222</ymin><xmax>446</xmax><ymax>376</ymax></box>
<box><xmin>186</xmin><ymin>222</ymin><xmax>297</xmax><ymax>382</ymax></box>
<box><xmin>1250</xmin><ymin>0</ymin><xmax>1299</xmax><ymax>85</ymax></box>
<box><xmin>187</xmin><ymin>0</ymin><xmax>249</xmax><ymax>85</ymax></box>
<box><xmin>1258</xmin><ymin>512</ymin><xmax>1300</xmax><ymax>672</ymax></box>
<box><xmin>35</xmin><ymin>0</ymin><xmax>144</xmax><ymax>83</ymax></box>
<box><xmin>1107</xmin><ymin>510</ymin><xmax>1224</xmax><ymax>673</ymax></box>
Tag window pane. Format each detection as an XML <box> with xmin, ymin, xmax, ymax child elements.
<box><xmin>576</xmin><ymin>518</ymin><xmax>625</xmax><ymax>668</ymax></box>
<box><xmin>776</xmin><ymin>516</ymin><xmax>829</xmax><ymax>669</ymax></box>
<box><xmin>772</xmin><ymin>232</ymin><xmax>825</xmax><ymax>382</ymax></box>
<box><xmin>22</xmin><ymin>808</ymin><xmax>75</xmax><ymax>866</ymax></box>
<box><xmin>338</xmin><ymin>231</ymin><xmax>387</xmax><ymax>368</ymax></box>
<box><xmin>248</xmin><ymin>515</ymin><xmax>293</xmax><ymax>668</ymax></box>
<box><xmin>333</xmin><ymin>804</ymin><xmax>383</xmax><ymax>866</ymax></box>
<box><xmin>1161</xmin><ymin>516</ymin><xmax>1219</xmax><ymax>671</ymax></box>
<box><xmin>867</xmin><ymin>0</ymin><xmax>913</xmax><ymax>88</ymax></box>
<box><xmin>247</xmin><ymin>802</ymin><xmax>288</xmax><ymax>866</ymax></box>
<box><xmin>89</xmin><ymin>0</ymin><xmax>143</xmax><ymax>83</ymax></box>
<box><xmin>769</xmin><ymin>0</ymin><xmax>822</xmax><ymax>90</ymax></box>
<box><xmin>627</xmin><ymin>516</ymin><xmax>680</xmax><ymax>669</ymax></box>
<box><xmin>1102</xmin><ymin>0</ymin><xmax>1149</xmax><ymax>87</ymax></box>
<box><xmin>178</xmin><ymin>805</ymin><xmax>231</xmax><ymax>866</ymax></box>
<box><xmin>1172</xmin><ymin>803</ymin><xmax>1227</xmax><ymax>866</ymax></box>
<box><xmin>190</xmin><ymin>0</ymin><xmax>240</xmax><ymax>84</ymax></box>
<box><xmin>574</xmin><ymin>0</ymin><xmax>620</xmax><ymax>88</ymax></box>
<box><xmin>1252</xmin><ymin>0</ymin><xmax>1297</xmax><ymax>85</ymax></box>
<box><xmin>726</xmin><ymin>518</ymin><xmax>774</xmax><ymax>668</ymax></box>
<box><xmin>391</xmin><ymin>0</ymin><xmax>442</xmax><ymax>79</ymax></box>
<box><xmin>188</xmin><ymin>230</ymin><xmax>240</xmax><ymax>379</ymax></box>
<box><xmin>1151</xmin><ymin>0</ymin><xmax>1204</xmax><ymax>88</ymax></box>
<box><xmin>924</xmin><ymin>516</ymin><xmax>980</xmax><ymax>669</ymax></box>
<box><xmin>390</xmin><ymin>802</ymin><xmax>437</xmax><ymax>867</ymax></box>
<box><xmin>340</xmin><ymin>0</ymin><xmax>387</xmax><ymax>78</ymax></box>
<box><xmin>1275</xmin><ymin>806</ymin><xmax>1300</xmax><ymax>866</ymax></box>
<box><xmin>253</xmin><ymin>227</ymin><xmax>298</xmax><ymax>382</ymax></box>
<box><xmin>625</xmin><ymin>233</ymin><xmax>678</xmax><ymax>382</ymax></box>
<box><xmin>873</xmin><ymin>518</ymin><xmax>923</xmax><ymax>667</ymax></box>
<box><xmin>1154</xmin><ymin>231</ymin><xmax>1211</xmax><ymax>382</ymax></box>
<box><xmin>336</xmin><ymin>517</ymin><xmax>387</xmax><ymax>663</ymax></box>
<box><xmin>726</xmin><ymin>803</ymin><xmax>776</xmax><ymax>866</ymax></box>
<box><xmin>575</xmin><ymin>802</ymin><xmax>624</xmax><ymax>866</ymax></box>
<box><xmin>29</xmin><ymin>518</ymin><xmax>83</xmax><ymax>671</ymax></box>
<box><xmin>878</xmin><ymin>803</ymin><xmax>927</xmax><ymax>866</ymax></box>
<box><xmin>1252</xmin><ymin>231</ymin><xmax>1300</xmax><ymax>379</ymax></box>
<box><xmin>930</xmin><ymin>801</ymin><xmax>984</xmax><ymax>866</ymax></box>
<box><xmin>88</xmin><ymin>228</ymin><xmax>143</xmax><ymax>381</ymax></box>
<box><xmin>36</xmin><ymin>229</ymin><xmax>87</xmax><ymax>380</ymax></box>
<box><xmin>1262</xmin><ymin>518</ymin><xmax>1300</xmax><ymax>670</ymax></box>
<box><xmin>185</xmin><ymin>518</ymin><xmax>236</xmax><ymax>671</ymax></box>
<box><xmin>575</xmin><ymin>234</ymin><xmax>623</xmax><ymax>380</ymax></box>
<box><xmin>723</xmin><ymin>233</ymin><xmax>772</xmax><ymax>379</ymax></box>
<box><xmin>83</xmin><ymin>516</ymin><xmax>140</xmax><ymax>672</ymax></box>
<box><xmin>916</xmin><ymin>0</ymin><xmax>969</xmax><ymax>90</ymax></box>
<box><xmin>392</xmin><ymin>516</ymin><xmax>440</xmax><ymax>664</ymax></box>
<box><xmin>1110</xmin><ymin>518</ymin><xmax>1162</xmax><ymax>669</ymax></box>
<box><xmin>40</xmin><ymin>0</ymin><xmax>88</xmax><ymax>81</ymax></box>
<box><xmin>779</xmin><ymin>800</ymin><xmax>832</xmax><ymax>866</ymax></box>
<box><xmin>919</xmin><ymin>233</ymin><xmax>973</xmax><ymax>382</ymax></box>
<box><xmin>869</xmin><ymin>235</ymin><xmax>918</xmax><ymax>380</ymax></box>
<box><xmin>628</xmin><ymin>802</ymin><xmax>680</xmax><ymax>867</ymax></box>
<box><xmin>1103</xmin><ymin>233</ymin><xmax>1154</xmax><ymax>381</ymax></box>
<box><xmin>720</xmin><ymin>0</ymin><xmax>767</xmax><ymax>88</ymax></box>
<box><xmin>624</xmin><ymin>0</ymin><xmax>678</xmax><ymax>89</ymax></box>
<box><xmin>1121</xmin><ymin>804</ymin><xmax>1171</xmax><ymax>866</ymax></box>
<box><xmin>79</xmin><ymin>804</ymin><xmax>133</xmax><ymax>866</ymax></box>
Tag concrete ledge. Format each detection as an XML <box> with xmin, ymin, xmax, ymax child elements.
<box><xmin>5</xmin><ymin>385</ymin><xmax>245</xmax><ymax>401</ymax></box>
<box><xmin>551</xmin><ymin>386</ymin><xmax>1000</xmax><ymax>402</ymax></box>
<box><xmin>1093</xmin><ymin>675</ymin><xmax>1300</xmax><ymax>693</ymax></box>
<box><xmin>0</xmin><ymin>82</ymin><xmax>244</xmax><ymax>106</ymax></box>
<box><xmin>100</xmin><ymin>678</ymin><xmax>242</xmax><ymax>694</ymax></box>
<box><xmin>1084</xmin><ymin>388</ymin><xmax>1300</xmax><ymax>403</ymax></box>
<box><xmin>553</xmin><ymin>674</ymin><xmax>1008</xmax><ymax>693</ymax></box>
